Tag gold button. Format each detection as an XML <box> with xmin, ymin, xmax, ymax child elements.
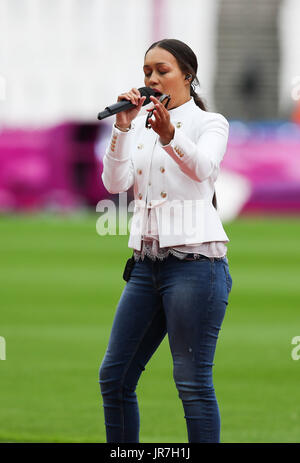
<box><xmin>138</xmin><ymin>193</ymin><xmax>143</xmax><ymax>199</ymax></box>
<box><xmin>112</xmin><ymin>135</ymin><xmax>117</xmax><ymax>139</ymax></box>
<box><xmin>176</xmin><ymin>122</ymin><xmax>182</xmax><ymax>128</ymax></box>
<box><xmin>149</xmin><ymin>202</ymin><xmax>152</xmax><ymax>207</ymax></box>
<box><xmin>160</xmin><ymin>167</ymin><xmax>165</xmax><ymax>173</ymax></box>
<box><xmin>175</xmin><ymin>146</ymin><xmax>184</xmax><ymax>157</ymax></box>
<box><xmin>161</xmin><ymin>191</ymin><xmax>167</xmax><ymax>198</ymax></box>
<box><xmin>137</xmin><ymin>144</ymin><xmax>144</xmax><ymax>149</ymax></box>
<box><xmin>137</xmin><ymin>169</ymin><xmax>142</xmax><ymax>175</ymax></box>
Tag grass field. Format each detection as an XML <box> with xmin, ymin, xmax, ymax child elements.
<box><xmin>0</xmin><ymin>212</ymin><xmax>300</xmax><ymax>443</ymax></box>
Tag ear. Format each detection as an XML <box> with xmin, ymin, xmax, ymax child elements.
<box><xmin>183</xmin><ymin>77</ymin><xmax>190</xmax><ymax>90</ymax></box>
<box><xmin>184</xmin><ymin>74</ymin><xmax>192</xmax><ymax>86</ymax></box>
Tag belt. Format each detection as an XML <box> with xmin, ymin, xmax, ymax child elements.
<box><xmin>183</xmin><ymin>254</ymin><xmax>226</xmax><ymax>262</ymax></box>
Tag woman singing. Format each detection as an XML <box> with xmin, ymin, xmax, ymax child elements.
<box><xmin>99</xmin><ymin>38</ymin><xmax>233</xmax><ymax>443</ymax></box>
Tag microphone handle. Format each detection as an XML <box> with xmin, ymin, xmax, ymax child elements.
<box><xmin>97</xmin><ymin>100</ymin><xmax>134</xmax><ymax>120</ymax></box>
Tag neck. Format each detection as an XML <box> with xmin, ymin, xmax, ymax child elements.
<box><xmin>169</xmin><ymin>94</ymin><xmax>192</xmax><ymax>110</ymax></box>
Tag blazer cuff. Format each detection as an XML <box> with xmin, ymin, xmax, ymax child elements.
<box><xmin>158</xmin><ymin>126</ymin><xmax>197</xmax><ymax>162</ymax></box>
<box><xmin>159</xmin><ymin>126</ymin><xmax>215</xmax><ymax>181</ymax></box>
<box><xmin>106</xmin><ymin>124</ymin><xmax>133</xmax><ymax>162</ymax></box>
<box><xmin>157</xmin><ymin>128</ymin><xmax>175</xmax><ymax>148</ymax></box>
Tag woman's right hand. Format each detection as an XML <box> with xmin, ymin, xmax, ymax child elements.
<box><xmin>115</xmin><ymin>88</ymin><xmax>146</xmax><ymax>130</ymax></box>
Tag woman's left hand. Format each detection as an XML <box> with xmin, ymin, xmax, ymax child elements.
<box><xmin>147</xmin><ymin>96</ymin><xmax>175</xmax><ymax>145</ymax></box>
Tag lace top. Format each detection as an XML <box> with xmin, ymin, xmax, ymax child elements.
<box><xmin>133</xmin><ymin>207</ymin><xmax>227</xmax><ymax>262</ymax></box>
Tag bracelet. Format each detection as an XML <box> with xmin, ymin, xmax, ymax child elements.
<box><xmin>114</xmin><ymin>123</ymin><xmax>131</xmax><ymax>132</ymax></box>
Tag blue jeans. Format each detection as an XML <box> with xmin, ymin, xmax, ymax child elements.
<box><xmin>99</xmin><ymin>253</ymin><xmax>233</xmax><ymax>443</ymax></box>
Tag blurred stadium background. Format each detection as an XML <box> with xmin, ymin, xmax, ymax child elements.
<box><xmin>0</xmin><ymin>0</ymin><xmax>300</xmax><ymax>443</ymax></box>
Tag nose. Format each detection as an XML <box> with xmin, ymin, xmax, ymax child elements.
<box><xmin>148</xmin><ymin>77</ymin><xmax>159</xmax><ymax>86</ymax></box>
<box><xmin>147</xmin><ymin>72</ymin><xmax>159</xmax><ymax>87</ymax></box>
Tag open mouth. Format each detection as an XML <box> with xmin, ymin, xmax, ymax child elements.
<box><xmin>151</xmin><ymin>88</ymin><xmax>162</xmax><ymax>96</ymax></box>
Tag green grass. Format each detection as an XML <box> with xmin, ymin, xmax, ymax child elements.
<box><xmin>0</xmin><ymin>212</ymin><xmax>300</xmax><ymax>443</ymax></box>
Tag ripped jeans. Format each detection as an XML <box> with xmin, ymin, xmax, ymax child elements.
<box><xmin>99</xmin><ymin>253</ymin><xmax>233</xmax><ymax>443</ymax></box>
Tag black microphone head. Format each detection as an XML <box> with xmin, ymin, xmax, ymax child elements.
<box><xmin>138</xmin><ymin>87</ymin><xmax>162</xmax><ymax>105</ymax></box>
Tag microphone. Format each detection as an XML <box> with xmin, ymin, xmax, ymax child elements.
<box><xmin>97</xmin><ymin>87</ymin><xmax>162</xmax><ymax>120</ymax></box>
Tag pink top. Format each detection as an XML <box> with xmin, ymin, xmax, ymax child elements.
<box><xmin>133</xmin><ymin>207</ymin><xmax>228</xmax><ymax>262</ymax></box>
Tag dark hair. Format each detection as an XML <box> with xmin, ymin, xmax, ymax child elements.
<box><xmin>145</xmin><ymin>39</ymin><xmax>218</xmax><ymax>210</ymax></box>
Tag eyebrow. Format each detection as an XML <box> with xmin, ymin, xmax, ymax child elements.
<box><xmin>143</xmin><ymin>62</ymin><xmax>169</xmax><ymax>68</ymax></box>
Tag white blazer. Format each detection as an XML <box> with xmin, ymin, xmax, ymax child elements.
<box><xmin>101</xmin><ymin>97</ymin><xmax>230</xmax><ymax>251</ymax></box>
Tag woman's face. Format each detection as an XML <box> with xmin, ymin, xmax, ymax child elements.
<box><xmin>143</xmin><ymin>46</ymin><xmax>191</xmax><ymax>109</ymax></box>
